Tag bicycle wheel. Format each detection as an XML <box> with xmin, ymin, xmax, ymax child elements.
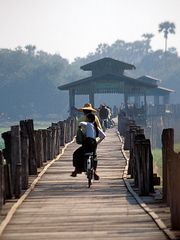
<box><xmin>87</xmin><ymin>169</ymin><xmax>92</xmax><ymax>188</ymax></box>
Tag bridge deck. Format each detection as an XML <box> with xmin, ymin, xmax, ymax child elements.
<box><xmin>1</xmin><ymin>128</ymin><xmax>168</xmax><ymax>240</ymax></box>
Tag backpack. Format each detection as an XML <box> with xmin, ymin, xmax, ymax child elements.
<box><xmin>76</xmin><ymin>127</ymin><xmax>85</xmax><ymax>144</ymax></box>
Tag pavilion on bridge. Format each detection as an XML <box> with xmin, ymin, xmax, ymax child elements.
<box><xmin>58</xmin><ymin>57</ymin><xmax>174</xmax><ymax>120</ymax></box>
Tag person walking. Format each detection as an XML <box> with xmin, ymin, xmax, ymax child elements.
<box><xmin>98</xmin><ymin>104</ymin><xmax>109</xmax><ymax>131</ymax></box>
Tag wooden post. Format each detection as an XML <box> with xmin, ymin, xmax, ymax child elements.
<box><xmin>70</xmin><ymin>118</ymin><xmax>74</xmax><ymax>141</ymax></box>
<box><xmin>11</xmin><ymin>125</ymin><xmax>22</xmax><ymax>199</ymax></box>
<box><xmin>64</xmin><ymin>121</ymin><xmax>68</xmax><ymax>143</ymax></box>
<box><xmin>51</xmin><ymin>125</ymin><xmax>57</xmax><ymax>159</ymax></box>
<box><xmin>161</xmin><ymin>128</ymin><xmax>174</xmax><ymax>204</ymax></box>
<box><xmin>66</xmin><ymin>118</ymin><xmax>71</xmax><ymax>143</ymax></box>
<box><xmin>1</xmin><ymin>131</ymin><xmax>13</xmax><ymax>199</ymax></box>
<box><xmin>34</xmin><ymin>130</ymin><xmax>43</xmax><ymax>168</ymax></box>
<box><xmin>46</xmin><ymin>129</ymin><xmax>52</xmax><ymax>160</ymax></box>
<box><xmin>133</xmin><ymin>132</ymin><xmax>146</xmax><ymax>187</ymax></box>
<box><xmin>41</xmin><ymin>130</ymin><xmax>48</xmax><ymax>162</ymax></box>
<box><xmin>134</xmin><ymin>139</ymin><xmax>153</xmax><ymax>196</ymax></box>
<box><xmin>20</xmin><ymin>120</ymin><xmax>29</xmax><ymax>190</ymax></box>
<box><xmin>27</xmin><ymin>120</ymin><xmax>37</xmax><ymax>175</ymax></box>
<box><xmin>59</xmin><ymin>121</ymin><xmax>65</xmax><ymax>146</ymax></box>
<box><xmin>52</xmin><ymin>124</ymin><xmax>60</xmax><ymax>156</ymax></box>
<box><xmin>56</xmin><ymin>125</ymin><xmax>61</xmax><ymax>155</ymax></box>
<box><xmin>0</xmin><ymin>151</ymin><xmax>5</xmax><ymax>211</ymax></box>
<box><xmin>22</xmin><ymin>120</ymin><xmax>37</xmax><ymax>175</ymax></box>
<box><xmin>168</xmin><ymin>151</ymin><xmax>180</xmax><ymax>229</ymax></box>
<box><xmin>128</xmin><ymin>128</ymin><xmax>136</xmax><ymax>177</ymax></box>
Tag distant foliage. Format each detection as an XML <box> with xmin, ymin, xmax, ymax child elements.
<box><xmin>0</xmin><ymin>37</ymin><xmax>180</xmax><ymax>121</ymax></box>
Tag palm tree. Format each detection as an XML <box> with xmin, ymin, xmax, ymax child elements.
<box><xmin>158</xmin><ymin>21</ymin><xmax>176</xmax><ymax>52</ymax></box>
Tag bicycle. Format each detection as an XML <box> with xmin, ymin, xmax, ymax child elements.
<box><xmin>84</xmin><ymin>152</ymin><xmax>94</xmax><ymax>188</ymax></box>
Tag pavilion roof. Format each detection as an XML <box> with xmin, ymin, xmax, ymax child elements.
<box><xmin>80</xmin><ymin>57</ymin><xmax>136</xmax><ymax>71</ymax></box>
<box><xmin>136</xmin><ymin>75</ymin><xmax>160</xmax><ymax>87</ymax></box>
<box><xmin>58</xmin><ymin>73</ymin><xmax>134</xmax><ymax>90</ymax></box>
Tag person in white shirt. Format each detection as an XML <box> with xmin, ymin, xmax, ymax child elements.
<box><xmin>71</xmin><ymin>113</ymin><xmax>106</xmax><ymax>180</ymax></box>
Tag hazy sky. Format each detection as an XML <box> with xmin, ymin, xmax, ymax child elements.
<box><xmin>0</xmin><ymin>0</ymin><xmax>179</xmax><ymax>62</ymax></box>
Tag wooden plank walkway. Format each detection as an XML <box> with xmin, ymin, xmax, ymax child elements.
<box><xmin>0</xmin><ymin>128</ymin><xmax>169</xmax><ymax>240</ymax></box>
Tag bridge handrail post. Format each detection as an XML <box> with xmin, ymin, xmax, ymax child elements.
<box><xmin>41</xmin><ymin>129</ymin><xmax>48</xmax><ymax>163</ymax></box>
<box><xmin>161</xmin><ymin>128</ymin><xmax>174</xmax><ymax>205</ymax></box>
<box><xmin>34</xmin><ymin>130</ymin><xmax>43</xmax><ymax>168</ymax></box>
<box><xmin>58</xmin><ymin>121</ymin><xmax>65</xmax><ymax>146</ymax></box>
<box><xmin>134</xmin><ymin>138</ymin><xmax>154</xmax><ymax>196</ymax></box>
<box><xmin>20</xmin><ymin>120</ymin><xmax>29</xmax><ymax>190</ymax></box>
<box><xmin>167</xmin><ymin>150</ymin><xmax>180</xmax><ymax>230</ymax></box>
<box><xmin>11</xmin><ymin>125</ymin><xmax>22</xmax><ymax>199</ymax></box>
<box><xmin>162</xmin><ymin>128</ymin><xmax>180</xmax><ymax>229</ymax></box>
<box><xmin>1</xmin><ymin>131</ymin><xmax>13</xmax><ymax>200</ymax></box>
<box><xmin>23</xmin><ymin>119</ymin><xmax>37</xmax><ymax>175</ymax></box>
<box><xmin>0</xmin><ymin>150</ymin><xmax>5</xmax><ymax>211</ymax></box>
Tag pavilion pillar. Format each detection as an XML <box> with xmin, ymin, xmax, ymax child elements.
<box><xmin>134</xmin><ymin>95</ymin><xmax>140</xmax><ymax>107</ymax></box>
<box><xmin>154</xmin><ymin>95</ymin><xmax>160</xmax><ymax>105</ymax></box>
<box><xmin>89</xmin><ymin>92</ymin><xmax>94</xmax><ymax>107</ymax></box>
<box><xmin>163</xmin><ymin>94</ymin><xmax>170</xmax><ymax>104</ymax></box>
<box><xmin>144</xmin><ymin>94</ymin><xmax>147</xmax><ymax>119</ymax></box>
<box><xmin>69</xmin><ymin>89</ymin><xmax>75</xmax><ymax>114</ymax></box>
<box><xmin>124</xmin><ymin>93</ymin><xmax>128</xmax><ymax>111</ymax></box>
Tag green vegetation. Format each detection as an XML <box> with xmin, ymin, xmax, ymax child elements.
<box><xmin>174</xmin><ymin>142</ymin><xmax>180</xmax><ymax>153</ymax></box>
<box><xmin>0</xmin><ymin>127</ymin><xmax>10</xmax><ymax>150</ymax></box>
<box><xmin>0</xmin><ymin>121</ymin><xmax>51</xmax><ymax>150</ymax></box>
<box><xmin>0</xmin><ymin>22</ymin><xmax>179</xmax><ymax>122</ymax></box>
<box><xmin>152</xmin><ymin>142</ymin><xmax>180</xmax><ymax>181</ymax></box>
<box><xmin>152</xmin><ymin>148</ymin><xmax>162</xmax><ymax>180</ymax></box>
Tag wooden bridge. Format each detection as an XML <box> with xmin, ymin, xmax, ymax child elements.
<box><xmin>0</xmin><ymin>125</ymin><xmax>178</xmax><ymax>240</ymax></box>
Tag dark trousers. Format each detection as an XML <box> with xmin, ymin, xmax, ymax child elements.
<box><xmin>73</xmin><ymin>138</ymin><xmax>97</xmax><ymax>172</ymax></box>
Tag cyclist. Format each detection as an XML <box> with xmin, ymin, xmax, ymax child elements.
<box><xmin>78</xmin><ymin>103</ymin><xmax>102</xmax><ymax>129</ymax></box>
<box><xmin>71</xmin><ymin>113</ymin><xmax>106</xmax><ymax>180</ymax></box>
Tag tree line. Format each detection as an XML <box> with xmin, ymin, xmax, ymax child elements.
<box><xmin>0</xmin><ymin>21</ymin><xmax>179</xmax><ymax>122</ymax></box>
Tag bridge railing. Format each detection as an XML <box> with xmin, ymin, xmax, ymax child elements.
<box><xmin>118</xmin><ymin>114</ymin><xmax>180</xmax><ymax>230</ymax></box>
<box><xmin>162</xmin><ymin>128</ymin><xmax>180</xmax><ymax>230</ymax></box>
<box><xmin>0</xmin><ymin>117</ymin><xmax>77</xmax><ymax>212</ymax></box>
<box><xmin>118</xmin><ymin>115</ymin><xmax>156</xmax><ymax>196</ymax></box>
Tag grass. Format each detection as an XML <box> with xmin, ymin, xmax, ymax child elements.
<box><xmin>0</xmin><ymin>127</ymin><xmax>10</xmax><ymax>150</ymax></box>
<box><xmin>152</xmin><ymin>142</ymin><xmax>180</xmax><ymax>181</ymax></box>
<box><xmin>174</xmin><ymin>142</ymin><xmax>180</xmax><ymax>153</ymax></box>
<box><xmin>0</xmin><ymin>121</ymin><xmax>52</xmax><ymax>150</ymax></box>
<box><xmin>152</xmin><ymin>148</ymin><xmax>162</xmax><ymax>180</ymax></box>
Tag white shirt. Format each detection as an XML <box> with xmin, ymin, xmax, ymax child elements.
<box><xmin>79</xmin><ymin>121</ymin><xmax>106</xmax><ymax>144</ymax></box>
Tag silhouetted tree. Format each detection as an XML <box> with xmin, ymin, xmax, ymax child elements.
<box><xmin>25</xmin><ymin>44</ymin><xmax>36</xmax><ymax>55</ymax></box>
<box><xmin>142</xmin><ymin>33</ymin><xmax>154</xmax><ymax>53</ymax></box>
<box><xmin>158</xmin><ymin>21</ymin><xmax>176</xmax><ymax>52</ymax></box>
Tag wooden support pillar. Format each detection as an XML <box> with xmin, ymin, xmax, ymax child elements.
<box><xmin>89</xmin><ymin>92</ymin><xmax>94</xmax><ymax>107</ymax></box>
<box><xmin>124</xmin><ymin>93</ymin><xmax>128</xmax><ymax>111</ymax></box>
<box><xmin>163</xmin><ymin>94</ymin><xmax>170</xmax><ymax>104</ymax></box>
<box><xmin>154</xmin><ymin>95</ymin><xmax>160</xmax><ymax>105</ymax></box>
<box><xmin>1</xmin><ymin>131</ymin><xmax>13</xmax><ymax>199</ymax></box>
<box><xmin>134</xmin><ymin>95</ymin><xmax>140</xmax><ymax>107</ymax></box>
<box><xmin>134</xmin><ymin>139</ymin><xmax>154</xmax><ymax>196</ymax></box>
<box><xmin>69</xmin><ymin>89</ymin><xmax>75</xmax><ymax>115</ymax></box>
<box><xmin>0</xmin><ymin>151</ymin><xmax>5</xmax><ymax>210</ymax></box>
<box><xmin>26</xmin><ymin>120</ymin><xmax>37</xmax><ymax>175</ymax></box>
<box><xmin>11</xmin><ymin>125</ymin><xmax>22</xmax><ymax>198</ymax></box>
<box><xmin>162</xmin><ymin>128</ymin><xmax>174</xmax><ymax>205</ymax></box>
